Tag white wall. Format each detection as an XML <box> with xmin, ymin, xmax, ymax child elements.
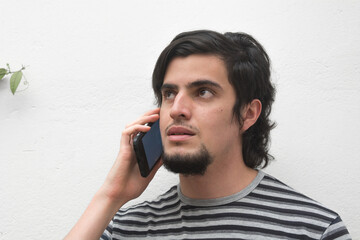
<box><xmin>1</xmin><ymin>0</ymin><xmax>359</xmax><ymax>239</ymax></box>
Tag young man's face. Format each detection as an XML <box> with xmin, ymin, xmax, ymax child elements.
<box><xmin>159</xmin><ymin>54</ymin><xmax>242</xmax><ymax>175</ymax></box>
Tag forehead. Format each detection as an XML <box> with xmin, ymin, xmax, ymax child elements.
<box><xmin>163</xmin><ymin>54</ymin><xmax>229</xmax><ymax>86</ymax></box>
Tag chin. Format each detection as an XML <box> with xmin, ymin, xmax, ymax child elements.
<box><xmin>162</xmin><ymin>144</ymin><xmax>213</xmax><ymax>176</ymax></box>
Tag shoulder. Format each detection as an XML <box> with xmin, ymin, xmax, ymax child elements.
<box><xmin>250</xmin><ymin>172</ymin><xmax>351</xmax><ymax>239</ymax></box>
<box><xmin>253</xmin><ymin>172</ymin><xmax>339</xmax><ymax>218</ymax></box>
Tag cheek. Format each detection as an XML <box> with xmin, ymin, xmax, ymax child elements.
<box><xmin>213</xmin><ymin>107</ymin><xmax>231</xmax><ymax>122</ymax></box>
<box><xmin>159</xmin><ymin>108</ymin><xmax>168</xmax><ymax>135</ymax></box>
<box><xmin>200</xmin><ymin>107</ymin><xmax>233</xmax><ymax>133</ymax></box>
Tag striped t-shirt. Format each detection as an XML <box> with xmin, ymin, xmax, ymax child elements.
<box><xmin>101</xmin><ymin>171</ymin><xmax>351</xmax><ymax>239</ymax></box>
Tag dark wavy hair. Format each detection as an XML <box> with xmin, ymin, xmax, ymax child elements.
<box><xmin>152</xmin><ymin>30</ymin><xmax>276</xmax><ymax>169</ymax></box>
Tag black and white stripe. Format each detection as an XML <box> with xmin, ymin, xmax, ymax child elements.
<box><xmin>101</xmin><ymin>172</ymin><xmax>351</xmax><ymax>240</ymax></box>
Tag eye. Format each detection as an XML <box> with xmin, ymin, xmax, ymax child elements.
<box><xmin>162</xmin><ymin>90</ymin><xmax>176</xmax><ymax>100</ymax></box>
<box><xmin>198</xmin><ymin>88</ymin><xmax>214</xmax><ymax>98</ymax></box>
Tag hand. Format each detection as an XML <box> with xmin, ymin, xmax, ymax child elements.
<box><xmin>64</xmin><ymin>109</ymin><xmax>163</xmax><ymax>240</ymax></box>
<box><xmin>99</xmin><ymin>108</ymin><xmax>163</xmax><ymax>206</ymax></box>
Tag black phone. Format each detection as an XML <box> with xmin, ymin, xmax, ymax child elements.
<box><xmin>133</xmin><ymin>120</ymin><xmax>163</xmax><ymax>177</ymax></box>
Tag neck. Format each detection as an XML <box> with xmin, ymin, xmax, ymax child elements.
<box><xmin>179</xmin><ymin>156</ymin><xmax>258</xmax><ymax>199</ymax></box>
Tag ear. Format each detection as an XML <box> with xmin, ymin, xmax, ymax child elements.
<box><xmin>240</xmin><ymin>99</ymin><xmax>262</xmax><ymax>133</ymax></box>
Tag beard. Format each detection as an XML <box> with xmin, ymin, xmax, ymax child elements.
<box><xmin>162</xmin><ymin>144</ymin><xmax>213</xmax><ymax>176</ymax></box>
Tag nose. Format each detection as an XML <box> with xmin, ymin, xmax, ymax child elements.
<box><xmin>169</xmin><ymin>92</ymin><xmax>192</xmax><ymax>121</ymax></box>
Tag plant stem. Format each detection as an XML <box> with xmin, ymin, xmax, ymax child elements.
<box><xmin>5</xmin><ymin>64</ymin><xmax>26</xmax><ymax>75</ymax></box>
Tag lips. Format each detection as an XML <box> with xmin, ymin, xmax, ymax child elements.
<box><xmin>167</xmin><ymin>126</ymin><xmax>195</xmax><ymax>136</ymax></box>
<box><xmin>167</xmin><ymin>126</ymin><xmax>195</xmax><ymax>142</ymax></box>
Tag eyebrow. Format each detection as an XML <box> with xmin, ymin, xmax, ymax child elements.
<box><xmin>161</xmin><ymin>79</ymin><xmax>223</xmax><ymax>91</ymax></box>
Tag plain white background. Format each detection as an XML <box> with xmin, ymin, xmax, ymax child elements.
<box><xmin>1</xmin><ymin>0</ymin><xmax>359</xmax><ymax>239</ymax></box>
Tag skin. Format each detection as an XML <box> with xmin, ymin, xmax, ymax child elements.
<box><xmin>160</xmin><ymin>54</ymin><xmax>261</xmax><ymax>199</ymax></box>
<box><xmin>65</xmin><ymin>54</ymin><xmax>262</xmax><ymax>239</ymax></box>
<box><xmin>65</xmin><ymin>109</ymin><xmax>163</xmax><ymax>240</ymax></box>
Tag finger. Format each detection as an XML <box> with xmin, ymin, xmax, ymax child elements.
<box><xmin>121</xmin><ymin>124</ymin><xmax>151</xmax><ymax>146</ymax></box>
<box><xmin>143</xmin><ymin>108</ymin><xmax>160</xmax><ymax>116</ymax></box>
<box><xmin>137</xmin><ymin>108</ymin><xmax>160</xmax><ymax>123</ymax></box>
<box><xmin>126</xmin><ymin>113</ymin><xmax>160</xmax><ymax>128</ymax></box>
<box><xmin>121</xmin><ymin>108</ymin><xmax>161</xmax><ymax>148</ymax></box>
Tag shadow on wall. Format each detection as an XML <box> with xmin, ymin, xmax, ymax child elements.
<box><xmin>0</xmin><ymin>77</ymin><xmax>9</xmax><ymax>92</ymax></box>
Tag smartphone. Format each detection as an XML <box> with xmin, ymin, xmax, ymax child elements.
<box><xmin>133</xmin><ymin>120</ymin><xmax>163</xmax><ymax>177</ymax></box>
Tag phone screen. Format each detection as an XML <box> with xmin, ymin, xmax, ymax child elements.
<box><xmin>142</xmin><ymin>120</ymin><xmax>163</xmax><ymax>170</ymax></box>
<box><xmin>133</xmin><ymin>120</ymin><xmax>163</xmax><ymax>177</ymax></box>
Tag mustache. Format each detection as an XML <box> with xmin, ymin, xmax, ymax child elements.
<box><xmin>165</xmin><ymin>121</ymin><xmax>199</xmax><ymax>134</ymax></box>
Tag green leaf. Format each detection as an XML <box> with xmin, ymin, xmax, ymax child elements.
<box><xmin>10</xmin><ymin>71</ymin><xmax>23</xmax><ymax>95</ymax></box>
<box><xmin>0</xmin><ymin>68</ymin><xmax>7</xmax><ymax>80</ymax></box>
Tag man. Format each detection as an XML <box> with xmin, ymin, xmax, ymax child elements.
<box><xmin>65</xmin><ymin>30</ymin><xmax>351</xmax><ymax>239</ymax></box>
